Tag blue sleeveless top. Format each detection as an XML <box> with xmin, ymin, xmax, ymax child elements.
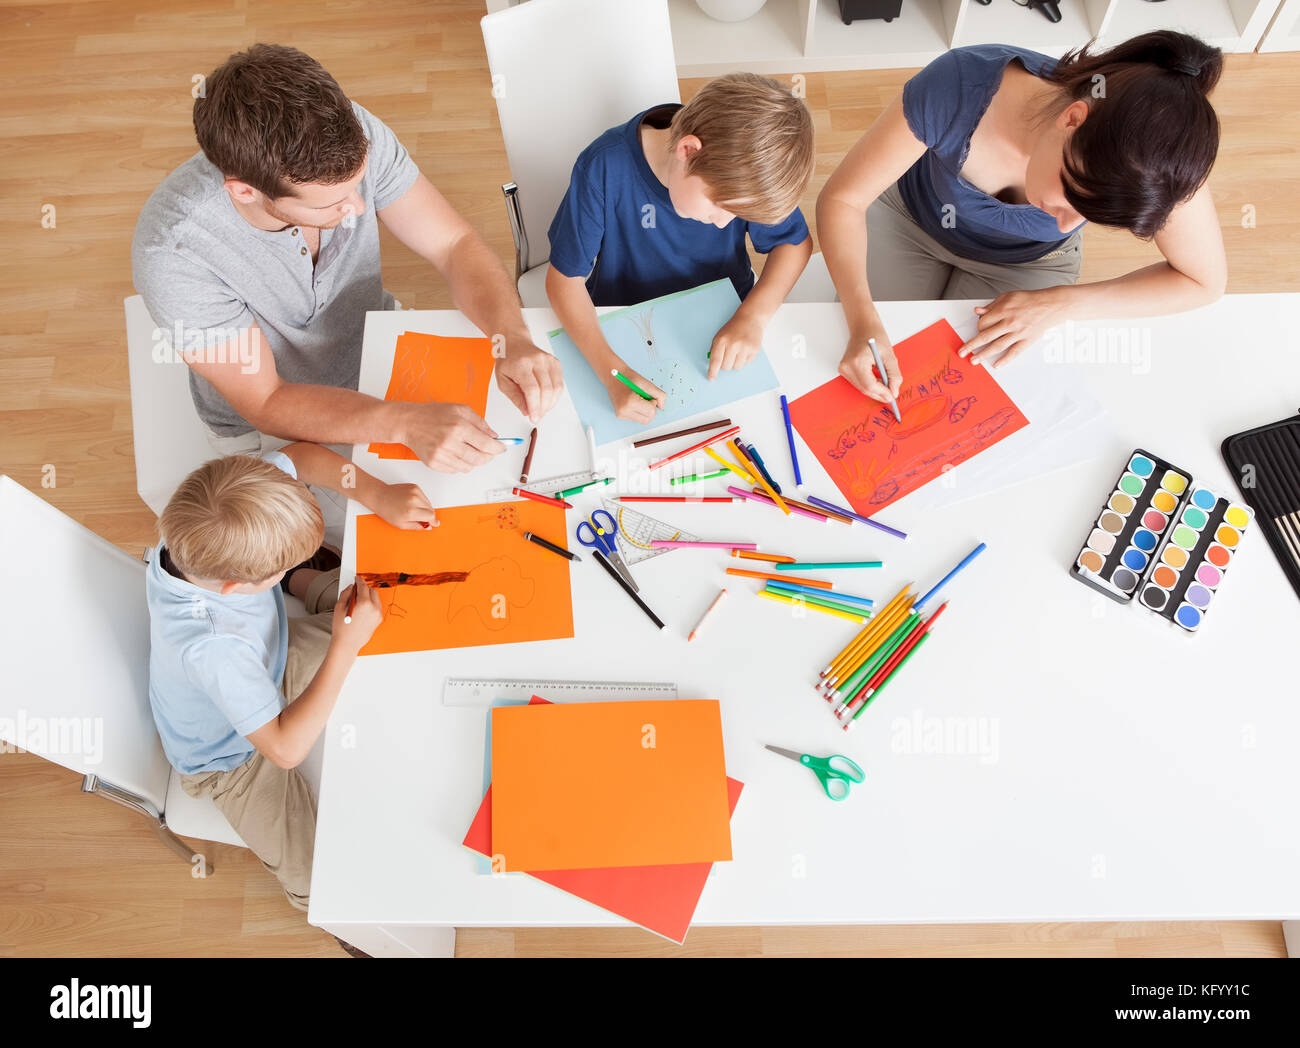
<box><xmin>898</xmin><ymin>44</ymin><xmax>1084</xmax><ymax>264</ymax></box>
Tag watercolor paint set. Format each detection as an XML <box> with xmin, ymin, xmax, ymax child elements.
<box><xmin>1071</xmin><ymin>449</ymin><xmax>1252</xmax><ymax>632</ymax></box>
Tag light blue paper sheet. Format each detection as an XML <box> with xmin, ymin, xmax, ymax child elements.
<box><xmin>545</xmin><ymin>278</ymin><xmax>780</xmax><ymax>444</ymax></box>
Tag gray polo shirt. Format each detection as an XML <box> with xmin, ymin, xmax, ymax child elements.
<box><xmin>131</xmin><ymin>102</ymin><xmax>420</xmax><ymax>435</ymax></box>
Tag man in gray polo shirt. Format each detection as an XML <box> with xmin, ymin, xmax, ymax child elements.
<box><xmin>132</xmin><ymin>44</ymin><xmax>563</xmax><ymax>500</ymax></box>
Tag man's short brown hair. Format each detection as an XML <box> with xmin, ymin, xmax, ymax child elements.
<box><xmin>671</xmin><ymin>73</ymin><xmax>814</xmax><ymax>226</ymax></box>
<box><xmin>193</xmin><ymin>43</ymin><xmax>368</xmax><ymax>199</ymax></box>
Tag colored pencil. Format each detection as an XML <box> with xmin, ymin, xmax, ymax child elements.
<box><xmin>780</xmin><ymin>394</ymin><xmax>803</xmax><ymax>488</ymax></box>
<box><xmin>775</xmin><ymin>493</ymin><xmax>854</xmax><ymax>523</ymax></box>
<box><xmin>670</xmin><ymin>468</ymin><xmax>730</xmax><ymax>486</ymax></box>
<box><xmin>728</xmin><ymin>486</ymin><xmax>828</xmax><ymax>522</ymax></box>
<box><xmin>822</xmin><ymin>582</ymin><xmax>911</xmax><ymax>676</ymax></box>
<box><xmin>775</xmin><ymin>560</ymin><xmax>883</xmax><ymax>570</ymax></box>
<box><xmin>610</xmin><ymin>369</ymin><xmax>655</xmax><ymax>401</ymax></box>
<box><xmin>617</xmin><ymin>496</ymin><xmax>735</xmax><ymax>504</ymax></box>
<box><xmin>512</xmin><ymin>486</ymin><xmax>572</xmax><ymax>509</ymax></box>
<box><xmin>592</xmin><ymin>549</ymin><xmax>665</xmax><ymax>630</ymax></box>
<box><xmin>554</xmin><ymin>476</ymin><xmax>613</xmax><ymax>498</ymax></box>
<box><xmin>844</xmin><ymin>633</ymin><xmax>932</xmax><ymax>729</ymax></box>
<box><xmin>758</xmin><ymin>589</ymin><xmax>867</xmax><ymax>623</ymax></box>
<box><xmin>915</xmin><ymin>542</ymin><xmax>987</xmax><ymax>610</ymax></box>
<box><xmin>731</xmin><ymin>438</ymin><xmax>789</xmax><ymax>515</ymax></box>
<box><xmin>726</xmin><ymin>567</ymin><xmax>832</xmax><ymax>590</ymax></box>
<box><xmin>821</xmin><ymin>584</ymin><xmax>913</xmax><ymax>685</ymax></box>
<box><xmin>731</xmin><ymin>550</ymin><xmax>796</xmax><ymax>564</ymax></box>
<box><xmin>649</xmin><ymin>426</ymin><xmax>741</xmax><ymax>470</ymax></box>
<box><xmin>706</xmin><ymin>447</ymin><xmax>759</xmax><ymax>485</ymax></box>
<box><xmin>522</xmin><ymin>530</ymin><xmax>581</xmax><ymax>562</ymax></box>
<box><xmin>651</xmin><ymin>540</ymin><xmax>757</xmax><ymax>550</ymax></box>
<box><xmin>688</xmin><ymin>588</ymin><xmax>728</xmax><ymax>642</ymax></box>
<box><xmin>831</xmin><ymin>612</ymin><xmax>921</xmax><ymax>703</ymax></box>
<box><xmin>804</xmin><ymin>495</ymin><xmax>908</xmax><ymax>540</ymax></box>
<box><xmin>762</xmin><ymin>584</ymin><xmax>875</xmax><ymax>619</ymax></box>
<box><xmin>632</xmin><ymin>419</ymin><xmax>731</xmax><ymax>448</ymax></box>
<box><xmin>840</xmin><ymin>603</ymin><xmax>950</xmax><ymax>717</ymax></box>
<box><xmin>742</xmin><ymin>441</ymin><xmax>781</xmax><ymax>495</ymax></box>
<box><xmin>767</xmin><ymin>580</ymin><xmax>873</xmax><ymax>606</ymax></box>
<box><xmin>519</xmin><ymin>427</ymin><xmax>538</xmax><ymax>483</ymax></box>
<box><xmin>821</xmin><ymin>600</ymin><xmax>916</xmax><ymax>696</ymax></box>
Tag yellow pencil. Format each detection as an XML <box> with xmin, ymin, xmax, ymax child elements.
<box><xmin>730</xmin><ymin>439</ymin><xmax>790</xmax><ymax>516</ymax></box>
<box><xmin>758</xmin><ymin>589</ymin><xmax>867</xmax><ymax>623</ymax></box>
<box><xmin>821</xmin><ymin>582</ymin><xmax>911</xmax><ymax>678</ymax></box>
<box><xmin>825</xmin><ymin>597</ymin><xmax>915</xmax><ymax>690</ymax></box>
<box><xmin>703</xmin><ymin>445</ymin><xmax>758</xmax><ymax>485</ymax></box>
<box><xmin>822</xmin><ymin>584</ymin><xmax>912</xmax><ymax>685</ymax></box>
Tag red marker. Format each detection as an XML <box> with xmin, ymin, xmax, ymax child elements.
<box><xmin>648</xmin><ymin>425</ymin><xmax>741</xmax><ymax>471</ymax></box>
<box><xmin>512</xmin><ymin>487</ymin><xmax>572</xmax><ymax>510</ymax></box>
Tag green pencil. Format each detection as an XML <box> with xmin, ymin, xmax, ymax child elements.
<box><xmin>775</xmin><ymin>560</ymin><xmax>884</xmax><ymax>570</ymax></box>
<box><xmin>670</xmin><ymin>468</ymin><xmax>730</xmax><ymax>486</ymax></box>
<box><xmin>553</xmin><ymin>476</ymin><xmax>614</xmax><ymax>499</ymax></box>
<box><xmin>848</xmin><ymin>632</ymin><xmax>931</xmax><ymax>725</ymax></box>
<box><xmin>610</xmin><ymin>368</ymin><xmax>655</xmax><ymax>401</ymax></box>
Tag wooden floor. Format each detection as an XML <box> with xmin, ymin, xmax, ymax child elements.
<box><xmin>1</xmin><ymin>0</ymin><xmax>1296</xmax><ymax>958</ymax></box>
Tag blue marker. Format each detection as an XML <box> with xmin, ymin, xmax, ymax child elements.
<box><xmin>743</xmin><ymin>441</ymin><xmax>782</xmax><ymax>495</ymax></box>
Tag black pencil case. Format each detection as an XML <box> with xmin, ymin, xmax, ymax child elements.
<box><xmin>1221</xmin><ymin>411</ymin><xmax>1300</xmax><ymax>603</ymax></box>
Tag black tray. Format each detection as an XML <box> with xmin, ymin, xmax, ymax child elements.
<box><xmin>1221</xmin><ymin>411</ymin><xmax>1300</xmax><ymax>603</ymax></box>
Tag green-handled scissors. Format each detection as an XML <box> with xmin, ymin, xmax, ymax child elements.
<box><xmin>765</xmin><ymin>745</ymin><xmax>865</xmax><ymax>801</ymax></box>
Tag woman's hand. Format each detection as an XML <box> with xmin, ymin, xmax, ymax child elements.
<box><xmin>959</xmin><ymin>286</ymin><xmax>1072</xmax><ymax>368</ymax></box>
<box><xmin>838</xmin><ymin>327</ymin><xmax>903</xmax><ymax>403</ymax></box>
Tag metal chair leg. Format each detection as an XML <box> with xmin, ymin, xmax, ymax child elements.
<box><xmin>503</xmin><ymin>181</ymin><xmax>529</xmax><ymax>281</ymax></box>
<box><xmin>81</xmin><ymin>773</ymin><xmax>215</xmax><ymax>873</ymax></box>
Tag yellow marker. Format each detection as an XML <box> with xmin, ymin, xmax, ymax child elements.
<box><xmin>730</xmin><ymin>440</ymin><xmax>790</xmax><ymax>516</ymax></box>
<box><xmin>758</xmin><ymin>589</ymin><xmax>867</xmax><ymax>624</ymax></box>
<box><xmin>703</xmin><ymin>445</ymin><xmax>758</xmax><ymax>485</ymax></box>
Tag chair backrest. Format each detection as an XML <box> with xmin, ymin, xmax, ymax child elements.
<box><xmin>481</xmin><ymin>0</ymin><xmax>680</xmax><ymax>271</ymax></box>
<box><xmin>0</xmin><ymin>476</ymin><xmax>172</xmax><ymax>811</ymax></box>
<box><xmin>124</xmin><ymin>295</ymin><xmax>217</xmax><ymax>516</ymax></box>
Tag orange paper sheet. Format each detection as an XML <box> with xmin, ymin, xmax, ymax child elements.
<box><xmin>789</xmin><ymin>319</ymin><xmax>1028</xmax><ymax>513</ymax></box>
<box><xmin>491</xmin><ymin>699</ymin><xmax>733</xmax><ymax>871</ymax></box>
<box><xmin>368</xmin><ymin>331</ymin><xmax>496</xmax><ymax>459</ymax></box>
<box><xmin>465</xmin><ymin>698</ymin><xmax>744</xmax><ymax>944</ymax></box>
<box><xmin>354</xmin><ymin>503</ymin><xmax>574</xmax><ymax>655</ymax></box>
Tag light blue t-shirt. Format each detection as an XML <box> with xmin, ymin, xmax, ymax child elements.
<box><xmin>146</xmin><ymin>451</ymin><xmax>297</xmax><ymax>775</ymax></box>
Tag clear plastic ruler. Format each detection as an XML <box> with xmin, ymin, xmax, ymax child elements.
<box><xmin>601</xmin><ymin>497</ymin><xmax>699</xmax><ymax>565</ymax></box>
<box><xmin>442</xmin><ymin>676</ymin><xmax>679</xmax><ymax>706</ymax></box>
<box><xmin>484</xmin><ymin>469</ymin><xmax>599</xmax><ymax>502</ymax></box>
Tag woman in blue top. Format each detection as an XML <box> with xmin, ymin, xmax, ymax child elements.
<box><xmin>817</xmin><ymin>31</ymin><xmax>1227</xmax><ymax>401</ymax></box>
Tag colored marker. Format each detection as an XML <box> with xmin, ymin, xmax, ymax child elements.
<box><xmin>688</xmin><ymin>588</ymin><xmax>728</xmax><ymax>642</ymax></box>
<box><xmin>779</xmin><ymin>394</ymin><xmax>803</xmax><ymax>488</ymax></box>
<box><xmin>767</xmin><ymin>579</ymin><xmax>873</xmax><ymax>607</ymax></box>
<box><xmin>742</xmin><ymin>441</ymin><xmax>781</xmax><ymax>495</ymax></box>
<box><xmin>633</xmin><ymin>419</ymin><xmax>731</xmax><ymax>448</ymax></box>
<box><xmin>728</xmin><ymin>486</ymin><xmax>827</xmax><ymax>522</ymax></box>
<box><xmin>617</xmin><ymin>496</ymin><xmax>735</xmax><ymax>504</ymax></box>
<box><xmin>777</xmin><ymin>493</ymin><xmax>854</xmax><ymax>524</ymax></box>
<box><xmin>343</xmin><ymin>586</ymin><xmax>356</xmax><ymax>624</ymax></box>
<box><xmin>519</xmin><ymin>427</ymin><xmax>538</xmax><ymax>483</ymax></box>
<box><xmin>731</xmin><ymin>439</ymin><xmax>789</xmax><ymax>515</ymax></box>
<box><xmin>775</xmin><ymin>561</ymin><xmax>883</xmax><ymax>571</ymax></box>
<box><xmin>499</xmin><ymin>437</ymin><xmax>528</xmax><ymax>445</ymax></box>
<box><xmin>805</xmin><ymin>495</ymin><xmax>908</xmax><ymax>540</ymax></box>
<box><xmin>868</xmin><ymin>337</ymin><xmax>902</xmax><ymax>424</ymax></box>
<box><xmin>705</xmin><ymin>446</ymin><xmax>758</xmax><ymax>485</ymax></box>
<box><xmin>512</xmin><ymin>486</ymin><xmax>572</xmax><ymax>509</ymax></box>
<box><xmin>649</xmin><ymin>426</ymin><xmax>741</xmax><ymax>470</ymax></box>
<box><xmin>758</xmin><ymin>589</ymin><xmax>867</xmax><ymax>623</ymax></box>
<box><xmin>731</xmin><ymin>550</ymin><xmax>796</xmax><ymax>564</ymax></box>
<box><xmin>592</xmin><ymin>549</ymin><xmax>665</xmax><ymax>630</ymax></box>
<box><xmin>762</xmin><ymin>584</ymin><xmax>874</xmax><ymax>619</ymax></box>
<box><xmin>554</xmin><ymin>476</ymin><xmax>614</xmax><ymax>499</ymax></box>
<box><xmin>915</xmin><ymin>542</ymin><xmax>987</xmax><ymax>610</ymax></box>
<box><xmin>522</xmin><ymin>530</ymin><xmax>581</xmax><ymax>562</ymax></box>
<box><xmin>610</xmin><ymin>368</ymin><xmax>655</xmax><ymax>401</ymax></box>
<box><xmin>726</xmin><ymin>567</ymin><xmax>832</xmax><ymax>589</ymax></box>
<box><xmin>670</xmin><ymin>468</ymin><xmax>730</xmax><ymax>486</ymax></box>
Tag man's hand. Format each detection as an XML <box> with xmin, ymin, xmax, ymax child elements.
<box><xmin>959</xmin><ymin>286</ymin><xmax>1071</xmax><ymax>368</ymax></box>
<box><xmin>602</xmin><ymin>365</ymin><xmax>665</xmax><ymax>424</ymax></box>
<box><xmin>397</xmin><ymin>402</ymin><xmax>505</xmax><ymax>474</ymax></box>
<box><xmin>496</xmin><ymin>336</ymin><xmax>563</xmax><ymax>423</ymax></box>
<box><xmin>707</xmin><ymin>308</ymin><xmax>765</xmax><ymax>380</ymax></box>
<box><xmin>373</xmin><ymin>482</ymin><xmax>437</xmax><ymax>530</ymax></box>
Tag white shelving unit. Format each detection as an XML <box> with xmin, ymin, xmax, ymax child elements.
<box><xmin>487</xmin><ymin>1</ymin><xmax>1284</xmax><ymax>73</ymax></box>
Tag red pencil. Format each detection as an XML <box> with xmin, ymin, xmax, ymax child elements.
<box><xmin>512</xmin><ymin>486</ymin><xmax>572</xmax><ymax>509</ymax></box>
<box><xmin>838</xmin><ymin>602</ymin><xmax>948</xmax><ymax>717</ymax></box>
<box><xmin>616</xmin><ymin>496</ymin><xmax>735</xmax><ymax>503</ymax></box>
<box><xmin>648</xmin><ymin>425</ymin><xmax>741</xmax><ymax>470</ymax></box>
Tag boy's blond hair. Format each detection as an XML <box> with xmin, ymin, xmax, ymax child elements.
<box><xmin>159</xmin><ymin>455</ymin><xmax>323</xmax><ymax>583</ymax></box>
<box><xmin>670</xmin><ymin>72</ymin><xmax>814</xmax><ymax>226</ymax></box>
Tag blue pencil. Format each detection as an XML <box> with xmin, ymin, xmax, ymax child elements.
<box><xmin>767</xmin><ymin>580</ymin><xmax>874</xmax><ymax>607</ymax></box>
<box><xmin>915</xmin><ymin>542</ymin><xmax>987</xmax><ymax>610</ymax></box>
<box><xmin>742</xmin><ymin>441</ymin><xmax>782</xmax><ymax>495</ymax></box>
<box><xmin>779</xmin><ymin>394</ymin><xmax>803</xmax><ymax>488</ymax></box>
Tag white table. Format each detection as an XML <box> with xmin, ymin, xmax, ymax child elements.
<box><xmin>309</xmin><ymin>295</ymin><xmax>1300</xmax><ymax>956</ymax></box>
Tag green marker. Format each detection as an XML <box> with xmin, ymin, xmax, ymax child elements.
<box><xmin>553</xmin><ymin>476</ymin><xmax>614</xmax><ymax>499</ymax></box>
<box><xmin>774</xmin><ymin>560</ymin><xmax>884</xmax><ymax>570</ymax></box>
<box><xmin>610</xmin><ymin>368</ymin><xmax>655</xmax><ymax>401</ymax></box>
<box><xmin>670</xmin><ymin>468</ymin><xmax>730</xmax><ymax>486</ymax></box>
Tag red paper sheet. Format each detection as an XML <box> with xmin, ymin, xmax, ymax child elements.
<box><xmin>464</xmin><ymin>696</ymin><xmax>743</xmax><ymax>944</ymax></box>
<box><xmin>789</xmin><ymin>319</ymin><xmax>1028</xmax><ymax>513</ymax></box>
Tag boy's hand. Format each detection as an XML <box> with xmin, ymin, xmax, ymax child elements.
<box><xmin>401</xmin><ymin>402</ymin><xmax>505</xmax><ymax>474</ymax></box>
<box><xmin>707</xmin><ymin>309</ymin><xmax>764</xmax><ymax>380</ymax></box>
<box><xmin>497</xmin><ymin>337</ymin><xmax>564</xmax><ymax>422</ymax></box>
<box><xmin>839</xmin><ymin>329</ymin><xmax>903</xmax><ymax>403</ymax></box>
<box><xmin>374</xmin><ymin>482</ymin><xmax>437</xmax><ymax>530</ymax></box>
<box><xmin>332</xmin><ymin>581</ymin><xmax>384</xmax><ymax>653</ymax></box>
<box><xmin>602</xmin><ymin>365</ymin><xmax>665</xmax><ymax>424</ymax></box>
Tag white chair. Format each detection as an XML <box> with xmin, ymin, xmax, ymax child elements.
<box><xmin>124</xmin><ymin>295</ymin><xmax>218</xmax><ymax>516</ymax></box>
<box><xmin>482</xmin><ymin>0</ymin><xmax>681</xmax><ymax>306</ymax></box>
<box><xmin>0</xmin><ymin>475</ymin><xmax>322</xmax><ymax>870</ymax></box>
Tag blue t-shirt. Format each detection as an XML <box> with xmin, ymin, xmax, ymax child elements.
<box><xmin>898</xmin><ymin>45</ymin><xmax>1084</xmax><ymax>264</ymax></box>
<box><xmin>145</xmin><ymin>451</ymin><xmax>298</xmax><ymax>775</ymax></box>
<box><xmin>547</xmin><ymin>104</ymin><xmax>810</xmax><ymax>306</ymax></box>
